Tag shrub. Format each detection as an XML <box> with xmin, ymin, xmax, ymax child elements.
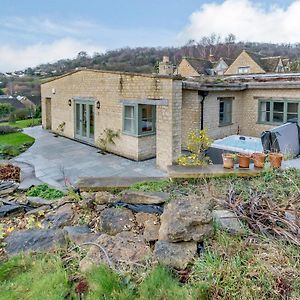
<box><xmin>15</xmin><ymin>108</ymin><xmax>30</xmax><ymax>120</ymax></box>
<box><xmin>177</xmin><ymin>128</ymin><xmax>212</xmax><ymax>166</ymax></box>
<box><xmin>8</xmin><ymin>112</ymin><xmax>16</xmax><ymax>124</ymax></box>
<box><xmin>0</xmin><ymin>125</ymin><xmax>20</xmax><ymax>135</ymax></box>
<box><xmin>26</xmin><ymin>184</ymin><xmax>64</xmax><ymax>199</ymax></box>
<box><xmin>0</xmin><ymin>145</ymin><xmax>21</xmax><ymax>157</ymax></box>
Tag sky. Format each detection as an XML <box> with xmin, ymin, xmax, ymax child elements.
<box><xmin>0</xmin><ymin>0</ymin><xmax>298</xmax><ymax>72</ymax></box>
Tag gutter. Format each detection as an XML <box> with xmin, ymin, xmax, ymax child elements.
<box><xmin>198</xmin><ymin>91</ymin><xmax>209</xmax><ymax>130</ymax></box>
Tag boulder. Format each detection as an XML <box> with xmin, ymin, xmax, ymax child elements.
<box><xmin>99</xmin><ymin>207</ymin><xmax>134</xmax><ymax>235</ymax></box>
<box><xmin>159</xmin><ymin>196</ymin><xmax>213</xmax><ymax>242</ymax></box>
<box><xmin>27</xmin><ymin>197</ymin><xmax>55</xmax><ymax>208</ymax></box>
<box><xmin>121</xmin><ymin>191</ymin><xmax>169</xmax><ymax>205</ymax></box>
<box><xmin>212</xmin><ymin>210</ymin><xmax>246</xmax><ymax>235</ymax></box>
<box><xmin>153</xmin><ymin>240</ymin><xmax>197</xmax><ymax>269</ymax></box>
<box><xmin>80</xmin><ymin>231</ymin><xmax>151</xmax><ymax>272</ymax></box>
<box><xmin>64</xmin><ymin>225</ymin><xmax>100</xmax><ymax>245</ymax></box>
<box><xmin>135</xmin><ymin>212</ymin><xmax>158</xmax><ymax>227</ymax></box>
<box><xmin>5</xmin><ymin>229</ymin><xmax>67</xmax><ymax>256</ymax></box>
<box><xmin>42</xmin><ymin>203</ymin><xmax>74</xmax><ymax>229</ymax></box>
<box><xmin>95</xmin><ymin>191</ymin><xmax>117</xmax><ymax>205</ymax></box>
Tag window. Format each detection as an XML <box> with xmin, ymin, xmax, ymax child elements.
<box><xmin>123</xmin><ymin>104</ymin><xmax>156</xmax><ymax>136</ymax></box>
<box><xmin>258</xmin><ymin>100</ymin><xmax>300</xmax><ymax>124</ymax></box>
<box><xmin>238</xmin><ymin>66</ymin><xmax>250</xmax><ymax>74</ymax></box>
<box><xmin>219</xmin><ymin>98</ymin><xmax>233</xmax><ymax>126</ymax></box>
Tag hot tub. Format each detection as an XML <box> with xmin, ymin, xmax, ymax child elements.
<box><xmin>207</xmin><ymin>135</ymin><xmax>263</xmax><ymax>164</ymax></box>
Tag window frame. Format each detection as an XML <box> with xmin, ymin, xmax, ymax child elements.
<box><xmin>238</xmin><ymin>66</ymin><xmax>250</xmax><ymax>74</ymax></box>
<box><xmin>219</xmin><ymin>97</ymin><xmax>233</xmax><ymax>127</ymax></box>
<box><xmin>122</xmin><ymin>104</ymin><xmax>156</xmax><ymax>137</ymax></box>
<box><xmin>258</xmin><ymin>99</ymin><xmax>300</xmax><ymax>125</ymax></box>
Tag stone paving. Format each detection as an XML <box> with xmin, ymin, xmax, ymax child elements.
<box><xmin>12</xmin><ymin>126</ymin><xmax>166</xmax><ymax>189</ymax></box>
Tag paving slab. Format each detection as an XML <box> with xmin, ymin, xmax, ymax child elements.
<box><xmin>11</xmin><ymin>126</ymin><xmax>166</xmax><ymax>189</ymax></box>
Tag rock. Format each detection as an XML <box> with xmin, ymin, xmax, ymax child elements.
<box><xmin>135</xmin><ymin>212</ymin><xmax>160</xmax><ymax>241</ymax></box>
<box><xmin>80</xmin><ymin>231</ymin><xmax>151</xmax><ymax>272</ymax></box>
<box><xmin>95</xmin><ymin>191</ymin><xmax>117</xmax><ymax>205</ymax></box>
<box><xmin>64</xmin><ymin>225</ymin><xmax>100</xmax><ymax>245</ymax></box>
<box><xmin>5</xmin><ymin>229</ymin><xmax>67</xmax><ymax>256</ymax></box>
<box><xmin>42</xmin><ymin>203</ymin><xmax>74</xmax><ymax>229</ymax></box>
<box><xmin>212</xmin><ymin>210</ymin><xmax>246</xmax><ymax>235</ymax></box>
<box><xmin>27</xmin><ymin>196</ymin><xmax>55</xmax><ymax>208</ymax></box>
<box><xmin>78</xmin><ymin>192</ymin><xmax>95</xmax><ymax>209</ymax></box>
<box><xmin>153</xmin><ymin>240</ymin><xmax>197</xmax><ymax>269</ymax></box>
<box><xmin>143</xmin><ymin>220</ymin><xmax>160</xmax><ymax>242</ymax></box>
<box><xmin>99</xmin><ymin>208</ymin><xmax>135</xmax><ymax>235</ymax></box>
<box><xmin>135</xmin><ymin>212</ymin><xmax>158</xmax><ymax>226</ymax></box>
<box><xmin>121</xmin><ymin>191</ymin><xmax>169</xmax><ymax>205</ymax></box>
<box><xmin>159</xmin><ymin>196</ymin><xmax>213</xmax><ymax>242</ymax></box>
<box><xmin>0</xmin><ymin>181</ymin><xmax>19</xmax><ymax>195</ymax></box>
<box><xmin>25</xmin><ymin>205</ymin><xmax>51</xmax><ymax>216</ymax></box>
<box><xmin>0</xmin><ymin>203</ymin><xmax>26</xmax><ymax>217</ymax></box>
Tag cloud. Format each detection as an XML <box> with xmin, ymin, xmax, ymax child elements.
<box><xmin>178</xmin><ymin>0</ymin><xmax>300</xmax><ymax>44</ymax></box>
<box><xmin>0</xmin><ymin>38</ymin><xmax>104</xmax><ymax>72</ymax></box>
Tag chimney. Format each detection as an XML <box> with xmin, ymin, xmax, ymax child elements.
<box><xmin>158</xmin><ymin>56</ymin><xmax>174</xmax><ymax>76</ymax></box>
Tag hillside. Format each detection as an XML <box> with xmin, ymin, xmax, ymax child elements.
<box><xmin>26</xmin><ymin>38</ymin><xmax>300</xmax><ymax>77</ymax></box>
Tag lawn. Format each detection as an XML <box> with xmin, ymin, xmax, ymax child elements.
<box><xmin>0</xmin><ymin>132</ymin><xmax>35</xmax><ymax>146</ymax></box>
<box><xmin>0</xmin><ymin>118</ymin><xmax>41</xmax><ymax>129</ymax></box>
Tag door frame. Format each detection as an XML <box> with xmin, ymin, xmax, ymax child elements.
<box><xmin>74</xmin><ymin>99</ymin><xmax>95</xmax><ymax>144</ymax></box>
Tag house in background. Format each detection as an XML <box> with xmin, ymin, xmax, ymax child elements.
<box><xmin>224</xmin><ymin>50</ymin><xmax>290</xmax><ymax>75</ymax></box>
<box><xmin>175</xmin><ymin>57</ymin><xmax>214</xmax><ymax>78</ymax></box>
<box><xmin>213</xmin><ymin>57</ymin><xmax>234</xmax><ymax>75</ymax></box>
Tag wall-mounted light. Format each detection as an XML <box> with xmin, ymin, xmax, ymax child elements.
<box><xmin>96</xmin><ymin>101</ymin><xmax>101</xmax><ymax>109</ymax></box>
<box><xmin>68</xmin><ymin>99</ymin><xmax>72</xmax><ymax>107</ymax></box>
<box><xmin>52</xmin><ymin>88</ymin><xmax>56</xmax><ymax>94</ymax></box>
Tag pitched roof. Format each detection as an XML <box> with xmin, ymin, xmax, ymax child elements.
<box><xmin>0</xmin><ymin>96</ymin><xmax>26</xmax><ymax>109</ymax></box>
<box><xmin>243</xmin><ymin>50</ymin><xmax>284</xmax><ymax>72</ymax></box>
<box><xmin>220</xmin><ymin>57</ymin><xmax>235</xmax><ymax>66</ymax></box>
<box><xmin>184</xmin><ymin>57</ymin><xmax>213</xmax><ymax>75</ymax></box>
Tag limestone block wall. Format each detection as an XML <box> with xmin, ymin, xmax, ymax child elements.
<box><xmin>41</xmin><ymin>70</ymin><xmax>174</xmax><ymax>161</ymax></box>
<box><xmin>181</xmin><ymin>90</ymin><xmax>200</xmax><ymax>148</ymax></box>
<box><xmin>225</xmin><ymin>51</ymin><xmax>265</xmax><ymax>75</ymax></box>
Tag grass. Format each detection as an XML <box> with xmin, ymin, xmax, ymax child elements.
<box><xmin>129</xmin><ymin>180</ymin><xmax>173</xmax><ymax>192</ymax></box>
<box><xmin>26</xmin><ymin>184</ymin><xmax>65</xmax><ymax>200</ymax></box>
<box><xmin>0</xmin><ymin>118</ymin><xmax>41</xmax><ymax>129</ymax></box>
<box><xmin>0</xmin><ymin>255</ymin><xmax>70</xmax><ymax>300</ymax></box>
<box><xmin>0</xmin><ymin>132</ymin><xmax>34</xmax><ymax>146</ymax></box>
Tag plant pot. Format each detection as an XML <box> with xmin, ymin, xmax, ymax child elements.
<box><xmin>252</xmin><ymin>152</ymin><xmax>267</xmax><ymax>168</ymax></box>
<box><xmin>238</xmin><ymin>153</ymin><xmax>251</xmax><ymax>168</ymax></box>
<box><xmin>269</xmin><ymin>152</ymin><xmax>283</xmax><ymax>168</ymax></box>
<box><xmin>222</xmin><ymin>153</ymin><xmax>235</xmax><ymax>169</ymax></box>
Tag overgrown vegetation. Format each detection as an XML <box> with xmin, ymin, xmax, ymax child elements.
<box><xmin>129</xmin><ymin>180</ymin><xmax>173</xmax><ymax>192</ymax></box>
<box><xmin>97</xmin><ymin>128</ymin><xmax>120</xmax><ymax>153</ymax></box>
<box><xmin>26</xmin><ymin>184</ymin><xmax>65</xmax><ymax>200</ymax></box>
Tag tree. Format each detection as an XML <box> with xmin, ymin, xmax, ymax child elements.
<box><xmin>0</xmin><ymin>89</ymin><xmax>4</xmax><ymax>95</ymax></box>
<box><xmin>0</xmin><ymin>103</ymin><xmax>13</xmax><ymax>118</ymax></box>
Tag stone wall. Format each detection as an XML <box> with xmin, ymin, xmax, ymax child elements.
<box><xmin>225</xmin><ymin>51</ymin><xmax>265</xmax><ymax>75</ymax></box>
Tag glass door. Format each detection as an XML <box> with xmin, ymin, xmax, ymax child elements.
<box><xmin>75</xmin><ymin>101</ymin><xmax>95</xmax><ymax>143</ymax></box>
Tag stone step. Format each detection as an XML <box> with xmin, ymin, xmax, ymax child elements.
<box><xmin>76</xmin><ymin>176</ymin><xmax>166</xmax><ymax>191</ymax></box>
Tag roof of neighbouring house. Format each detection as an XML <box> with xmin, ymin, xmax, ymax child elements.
<box><xmin>0</xmin><ymin>96</ymin><xmax>26</xmax><ymax>109</ymax></box>
<box><xmin>183</xmin><ymin>57</ymin><xmax>214</xmax><ymax>75</ymax></box>
<box><xmin>217</xmin><ymin>57</ymin><xmax>235</xmax><ymax>67</ymax></box>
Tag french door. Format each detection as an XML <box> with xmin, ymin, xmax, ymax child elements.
<box><xmin>75</xmin><ymin>100</ymin><xmax>95</xmax><ymax>143</ymax></box>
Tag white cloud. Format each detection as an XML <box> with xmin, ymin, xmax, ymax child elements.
<box><xmin>178</xmin><ymin>0</ymin><xmax>300</xmax><ymax>44</ymax></box>
<box><xmin>0</xmin><ymin>38</ymin><xmax>105</xmax><ymax>72</ymax></box>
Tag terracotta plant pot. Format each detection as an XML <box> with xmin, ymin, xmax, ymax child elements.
<box><xmin>269</xmin><ymin>152</ymin><xmax>284</xmax><ymax>168</ymax></box>
<box><xmin>222</xmin><ymin>153</ymin><xmax>235</xmax><ymax>169</ymax></box>
<box><xmin>238</xmin><ymin>153</ymin><xmax>251</xmax><ymax>168</ymax></box>
<box><xmin>252</xmin><ymin>152</ymin><xmax>267</xmax><ymax>168</ymax></box>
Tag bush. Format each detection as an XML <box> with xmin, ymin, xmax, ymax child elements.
<box><xmin>15</xmin><ymin>108</ymin><xmax>30</xmax><ymax>120</ymax></box>
<box><xmin>26</xmin><ymin>184</ymin><xmax>64</xmax><ymax>200</ymax></box>
<box><xmin>0</xmin><ymin>145</ymin><xmax>21</xmax><ymax>157</ymax></box>
<box><xmin>0</xmin><ymin>125</ymin><xmax>20</xmax><ymax>135</ymax></box>
<box><xmin>8</xmin><ymin>112</ymin><xmax>16</xmax><ymax>124</ymax></box>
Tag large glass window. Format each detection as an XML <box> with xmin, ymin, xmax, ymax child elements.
<box><xmin>259</xmin><ymin>100</ymin><xmax>300</xmax><ymax>124</ymax></box>
<box><xmin>123</xmin><ymin>104</ymin><xmax>156</xmax><ymax>136</ymax></box>
<box><xmin>219</xmin><ymin>98</ymin><xmax>233</xmax><ymax>126</ymax></box>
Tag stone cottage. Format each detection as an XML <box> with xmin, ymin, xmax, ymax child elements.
<box><xmin>41</xmin><ymin>68</ymin><xmax>300</xmax><ymax>170</ymax></box>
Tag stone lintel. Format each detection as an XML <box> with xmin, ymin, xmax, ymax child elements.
<box><xmin>120</xmin><ymin>99</ymin><xmax>168</xmax><ymax>106</ymax></box>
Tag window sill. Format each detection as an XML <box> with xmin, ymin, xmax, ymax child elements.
<box><xmin>218</xmin><ymin>123</ymin><xmax>233</xmax><ymax>127</ymax></box>
<box><xmin>122</xmin><ymin>131</ymin><xmax>156</xmax><ymax>138</ymax></box>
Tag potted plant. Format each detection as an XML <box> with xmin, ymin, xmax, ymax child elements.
<box><xmin>269</xmin><ymin>152</ymin><xmax>284</xmax><ymax>168</ymax></box>
<box><xmin>222</xmin><ymin>153</ymin><xmax>235</xmax><ymax>169</ymax></box>
<box><xmin>252</xmin><ymin>152</ymin><xmax>267</xmax><ymax>168</ymax></box>
<box><xmin>237</xmin><ymin>153</ymin><xmax>251</xmax><ymax>168</ymax></box>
